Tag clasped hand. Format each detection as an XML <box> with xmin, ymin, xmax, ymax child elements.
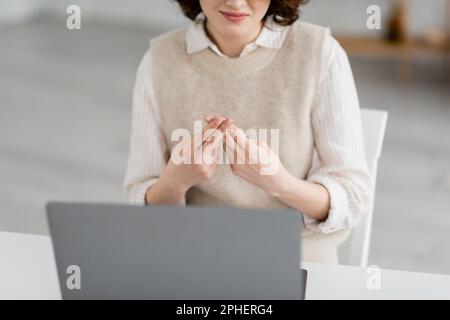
<box><xmin>165</xmin><ymin>115</ymin><xmax>291</xmax><ymax>196</ymax></box>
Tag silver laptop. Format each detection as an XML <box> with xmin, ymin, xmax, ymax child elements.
<box><xmin>46</xmin><ymin>202</ymin><xmax>307</xmax><ymax>300</ymax></box>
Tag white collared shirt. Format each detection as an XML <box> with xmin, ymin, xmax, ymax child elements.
<box><xmin>186</xmin><ymin>14</ymin><xmax>288</xmax><ymax>58</ymax></box>
<box><xmin>124</xmin><ymin>16</ymin><xmax>372</xmax><ymax>234</ymax></box>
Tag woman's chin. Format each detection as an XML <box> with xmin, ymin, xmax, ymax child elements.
<box><xmin>219</xmin><ymin>25</ymin><xmax>253</xmax><ymax>39</ymax></box>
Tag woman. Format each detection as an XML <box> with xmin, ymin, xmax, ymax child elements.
<box><xmin>123</xmin><ymin>0</ymin><xmax>371</xmax><ymax>264</ymax></box>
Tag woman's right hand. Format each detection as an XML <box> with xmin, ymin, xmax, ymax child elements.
<box><xmin>145</xmin><ymin>116</ymin><xmax>232</xmax><ymax>205</ymax></box>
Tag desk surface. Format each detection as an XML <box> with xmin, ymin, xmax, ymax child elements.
<box><xmin>1</xmin><ymin>231</ymin><xmax>450</xmax><ymax>300</ymax></box>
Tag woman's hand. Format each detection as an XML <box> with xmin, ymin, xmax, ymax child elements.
<box><xmin>201</xmin><ymin>115</ymin><xmax>331</xmax><ymax>222</ymax></box>
<box><xmin>226</xmin><ymin>126</ymin><xmax>293</xmax><ymax>196</ymax></box>
<box><xmin>204</xmin><ymin>116</ymin><xmax>293</xmax><ymax>197</ymax></box>
<box><xmin>145</xmin><ymin>116</ymin><xmax>228</xmax><ymax>205</ymax></box>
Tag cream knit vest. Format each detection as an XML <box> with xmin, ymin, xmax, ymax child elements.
<box><xmin>148</xmin><ymin>21</ymin><xmax>350</xmax><ymax>264</ymax></box>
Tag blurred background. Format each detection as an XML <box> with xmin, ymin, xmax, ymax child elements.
<box><xmin>0</xmin><ymin>0</ymin><xmax>449</xmax><ymax>274</ymax></box>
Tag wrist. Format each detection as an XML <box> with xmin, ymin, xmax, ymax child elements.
<box><xmin>145</xmin><ymin>178</ymin><xmax>189</xmax><ymax>205</ymax></box>
<box><xmin>158</xmin><ymin>179</ymin><xmax>188</xmax><ymax>198</ymax></box>
<box><xmin>268</xmin><ymin>169</ymin><xmax>297</xmax><ymax>199</ymax></box>
<box><xmin>159</xmin><ymin>164</ymin><xmax>191</xmax><ymax>193</ymax></box>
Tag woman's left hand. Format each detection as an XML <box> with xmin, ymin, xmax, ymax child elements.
<box><xmin>226</xmin><ymin>126</ymin><xmax>290</xmax><ymax>195</ymax></box>
<box><xmin>204</xmin><ymin>115</ymin><xmax>331</xmax><ymax>221</ymax></box>
<box><xmin>204</xmin><ymin>115</ymin><xmax>292</xmax><ymax>196</ymax></box>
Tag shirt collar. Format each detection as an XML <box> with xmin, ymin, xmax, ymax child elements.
<box><xmin>186</xmin><ymin>13</ymin><xmax>289</xmax><ymax>58</ymax></box>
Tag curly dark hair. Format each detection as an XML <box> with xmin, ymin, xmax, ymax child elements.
<box><xmin>174</xmin><ymin>0</ymin><xmax>309</xmax><ymax>26</ymax></box>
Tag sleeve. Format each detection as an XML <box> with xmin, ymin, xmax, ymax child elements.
<box><xmin>123</xmin><ymin>48</ymin><xmax>169</xmax><ymax>204</ymax></box>
<box><xmin>304</xmin><ymin>35</ymin><xmax>372</xmax><ymax>233</ymax></box>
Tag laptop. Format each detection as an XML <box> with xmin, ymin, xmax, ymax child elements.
<box><xmin>46</xmin><ymin>202</ymin><xmax>307</xmax><ymax>300</ymax></box>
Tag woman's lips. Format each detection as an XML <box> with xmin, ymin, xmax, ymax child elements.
<box><xmin>220</xmin><ymin>11</ymin><xmax>249</xmax><ymax>22</ymax></box>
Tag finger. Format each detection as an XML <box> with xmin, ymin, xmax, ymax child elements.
<box><xmin>202</xmin><ymin>127</ymin><xmax>224</xmax><ymax>148</ymax></box>
<box><xmin>202</xmin><ymin>142</ymin><xmax>216</xmax><ymax>165</ymax></box>
<box><xmin>228</xmin><ymin>128</ymin><xmax>249</xmax><ymax>163</ymax></box>
<box><xmin>206</xmin><ymin>117</ymin><xmax>224</xmax><ymax>131</ymax></box>
<box><xmin>215</xmin><ymin>116</ymin><xmax>230</xmax><ymax>132</ymax></box>
<box><xmin>214</xmin><ymin>134</ymin><xmax>225</xmax><ymax>163</ymax></box>
<box><xmin>202</xmin><ymin>116</ymin><xmax>232</xmax><ymax>147</ymax></box>
<box><xmin>203</xmin><ymin>115</ymin><xmax>224</xmax><ymax>124</ymax></box>
<box><xmin>225</xmin><ymin>132</ymin><xmax>246</xmax><ymax>165</ymax></box>
<box><xmin>222</xmin><ymin>121</ymin><xmax>235</xmax><ymax>152</ymax></box>
<box><xmin>204</xmin><ymin>115</ymin><xmax>235</xmax><ymax>131</ymax></box>
<box><xmin>203</xmin><ymin>115</ymin><xmax>218</xmax><ymax>122</ymax></box>
<box><xmin>247</xmin><ymin>139</ymin><xmax>259</xmax><ymax>164</ymax></box>
<box><xmin>203</xmin><ymin>133</ymin><xmax>224</xmax><ymax>165</ymax></box>
<box><xmin>194</xmin><ymin>117</ymin><xmax>225</xmax><ymax>150</ymax></box>
<box><xmin>204</xmin><ymin>130</ymin><xmax>224</xmax><ymax>150</ymax></box>
<box><xmin>224</xmin><ymin>132</ymin><xmax>236</xmax><ymax>164</ymax></box>
<box><xmin>219</xmin><ymin>118</ymin><xmax>234</xmax><ymax>133</ymax></box>
<box><xmin>232</xmin><ymin>127</ymin><xmax>248</xmax><ymax>149</ymax></box>
<box><xmin>221</xmin><ymin>120</ymin><xmax>232</xmax><ymax>154</ymax></box>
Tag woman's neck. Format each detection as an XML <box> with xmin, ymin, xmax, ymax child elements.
<box><xmin>204</xmin><ymin>20</ymin><xmax>264</xmax><ymax>58</ymax></box>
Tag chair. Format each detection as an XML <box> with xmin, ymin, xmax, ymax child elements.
<box><xmin>338</xmin><ymin>108</ymin><xmax>388</xmax><ymax>267</ymax></box>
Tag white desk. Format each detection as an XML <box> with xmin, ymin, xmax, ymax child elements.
<box><xmin>1</xmin><ymin>231</ymin><xmax>450</xmax><ymax>300</ymax></box>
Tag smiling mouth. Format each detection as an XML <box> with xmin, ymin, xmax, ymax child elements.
<box><xmin>220</xmin><ymin>11</ymin><xmax>250</xmax><ymax>22</ymax></box>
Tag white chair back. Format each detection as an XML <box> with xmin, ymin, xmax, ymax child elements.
<box><xmin>338</xmin><ymin>108</ymin><xmax>388</xmax><ymax>267</ymax></box>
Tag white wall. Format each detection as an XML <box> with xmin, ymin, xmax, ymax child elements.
<box><xmin>0</xmin><ymin>0</ymin><xmax>447</xmax><ymax>36</ymax></box>
<box><xmin>0</xmin><ymin>0</ymin><xmax>49</xmax><ymax>25</ymax></box>
<box><xmin>47</xmin><ymin>0</ymin><xmax>188</xmax><ymax>29</ymax></box>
